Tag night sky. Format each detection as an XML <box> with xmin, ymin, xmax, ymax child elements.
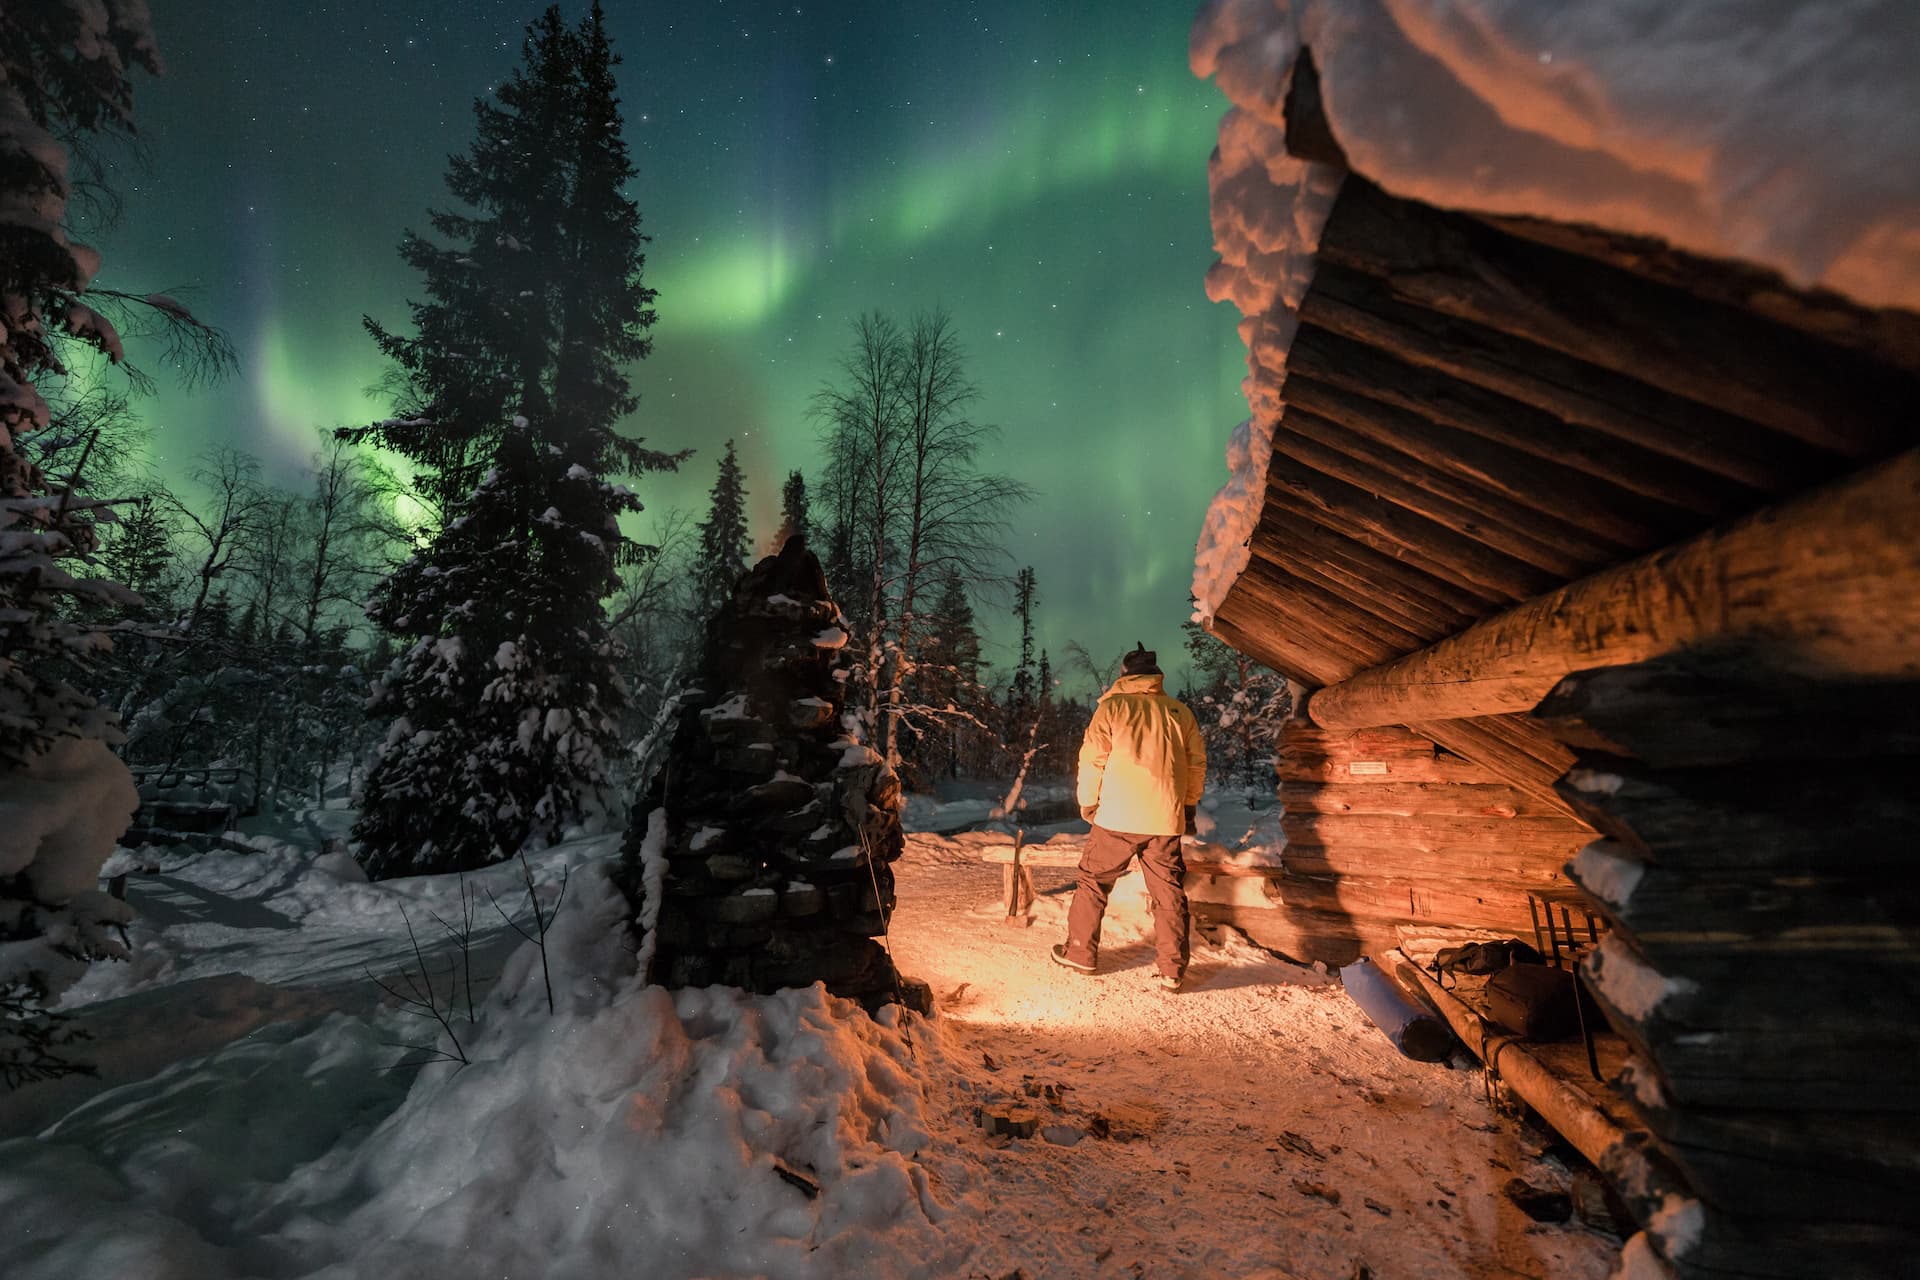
<box><xmin>93</xmin><ymin>1</ymin><xmax>1244</xmax><ymax>687</ymax></box>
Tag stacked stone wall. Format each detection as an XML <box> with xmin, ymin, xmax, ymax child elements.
<box><xmin>628</xmin><ymin>539</ymin><xmax>904</xmax><ymax>1002</ymax></box>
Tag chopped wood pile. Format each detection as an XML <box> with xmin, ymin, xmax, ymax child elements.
<box><xmin>1539</xmin><ymin>657</ymin><xmax>1920</xmax><ymax>1278</ymax></box>
<box><xmin>627</xmin><ymin>538</ymin><xmax>905</xmax><ymax>1003</ymax></box>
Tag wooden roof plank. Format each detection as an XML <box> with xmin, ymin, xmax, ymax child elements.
<box><xmin>1210</xmin><ymin>598</ymin><xmax>1355</xmax><ymax>688</ymax></box>
<box><xmin>1481</xmin><ymin>212</ymin><xmax>1920</xmax><ymax>377</ymax></box>
<box><xmin>1304</xmin><ymin>262</ymin><xmax>1830</xmax><ymax>490</ymax></box>
<box><xmin>1268</xmin><ymin>447</ymin><xmax>1562</xmax><ymax>601</ymax></box>
<box><xmin>1251</xmin><ymin>495</ymin><xmax>1498</xmax><ymax>621</ymax></box>
<box><xmin>1289</xmin><ymin>324</ymin><xmax>1757</xmax><ymax>517</ymax></box>
<box><xmin>1227</xmin><ymin>564</ymin><xmax>1415</xmax><ymax>672</ymax></box>
<box><xmin>1318</xmin><ymin>176</ymin><xmax>1919</xmax><ymax>457</ymax></box>
<box><xmin>1245</xmin><ymin>535</ymin><xmax>1471</xmax><ymax>640</ymax></box>
<box><xmin>1283</xmin><ymin>406</ymin><xmax>1626</xmax><ymax>575</ymax></box>
<box><xmin>1257</xmin><ymin>481</ymin><xmax>1521</xmax><ymax>616</ymax></box>
<box><xmin>1284</xmin><ymin>365</ymin><xmax>1694</xmax><ymax>551</ymax></box>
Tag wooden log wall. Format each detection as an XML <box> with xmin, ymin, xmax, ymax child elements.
<box><xmin>1210</xmin><ymin>168</ymin><xmax>1920</xmax><ymax>773</ymax></box>
<box><xmin>1537</xmin><ymin>659</ymin><xmax>1920</xmax><ymax>1279</ymax></box>
<box><xmin>1222</xmin><ymin>724</ymin><xmax>1595</xmax><ymax>962</ymax></box>
<box><xmin>1307</xmin><ymin>446</ymin><xmax>1920</xmax><ymax>732</ymax></box>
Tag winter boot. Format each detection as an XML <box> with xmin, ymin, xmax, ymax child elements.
<box><xmin>1051</xmin><ymin>944</ymin><xmax>1095</xmax><ymax>975</ymax></box>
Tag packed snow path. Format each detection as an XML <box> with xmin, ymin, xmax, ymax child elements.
<box><xmin>889</xmin><ymin>832</ymin><xmax>1617</xmax><ymax>1279</ymax></box>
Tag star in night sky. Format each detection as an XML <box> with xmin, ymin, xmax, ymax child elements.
<box><xmin>90</xmin><ymin>0</ymin><xmax>1246</xmax><ymax>682</ymax></box>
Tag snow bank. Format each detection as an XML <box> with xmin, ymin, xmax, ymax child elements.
<box><xmin>0</xmin><ymin>737</ymin><xmax>138</xmax><ymax>902</ymax></box>
<box><xmin>1195</xmin><ymin>0</ymin><xmax>1920</xmax><ymax>310</ymax></box>
<box><xmin>0</xmin><ymin>738</ymin><xmax>138</xmax><ymax>1000</ymax></box>
<box><xmin>1326</xmin><ymin>0</ymin><xmax>1920</xmax><ymax>311</ymax></box>
<box><xmin>903</xmin><ymin>795</ymin><xmax>992</xmax><ymax>835</ymax></box>
<box><xmin>3</xmin><ymin>858</ymin><xmax>952</xmax><ymax>1280</ymax></box>
<box><xmin>1188</xmin><ymin>0</ymin><xmax>1920</xmax><ymax>618</ymax></box>
<box><xmin>1194</xmin><ymin>789</ymin><xmax>1285</xmax><ymax>866</ymax></box>
<box><xmin>284</xmin><ymin>985</ymin><xmax>942</xmax><ymax>1280</ymax></box>
<box><xmin>61</xmin><ymin>832</ymin><xmax>611</xmax><ymax>1007</ymax></box>
<box><xmin>1188</xmin><ymin>3</ymin><xmax>1344</xmax><ymax>621</ymax></box>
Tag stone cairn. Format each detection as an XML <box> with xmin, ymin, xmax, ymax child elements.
<box><xmin>628</xmin><ymin>537</ymin><xmax>906</xmax><ymax>1003</ymax></box>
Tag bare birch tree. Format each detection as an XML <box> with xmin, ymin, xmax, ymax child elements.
<box><xmin>161</xmin><ymin>447</ymin><xmax>272</xmax><ymax>633</ymax></box>
<box><xmin>812</xmin><ymin>309</ymin><xmax>1030</xmax><ymax>766</ymax></box>
<box><xmin>812</xmin><ymin>311</ymin><xmax>907</xmax><ymax>734</ymax></box>
<box><xmin>292</xmin><ymin>434</ymin><xmax>407</xmax><ymax>650</ymax></box>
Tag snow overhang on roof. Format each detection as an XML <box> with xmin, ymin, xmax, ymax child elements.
<box><xmin>1186</xmin><ymin>0</ymin><xmax>1920</xmax><ymax>656</ymax></box>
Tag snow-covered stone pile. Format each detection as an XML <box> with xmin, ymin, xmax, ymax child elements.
<box><xmin>626</xmin><ymin>538</ymin><xmax>906</xmax><ymax>1003</ymax></box>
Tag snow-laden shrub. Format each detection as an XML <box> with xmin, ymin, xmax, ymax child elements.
<box><xmin>0</xmin><ymin>0</ymin><xmax>161</xmax><ymax>1087</ymax></box>
<box><xmin>0</xmin><ymin>737</ymin><xmax>137</xmax><ymax>1085</ymax></box>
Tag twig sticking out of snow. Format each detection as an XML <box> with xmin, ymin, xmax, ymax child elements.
<box><xmin>488</xmin><ymin>853</ymin><xmax>571</xmax><ymax>1016</ymax></box>
<box><xmin>425</xmin><ymin>874</ymin><xmax>481</xmax><ymax>1025</ymax></box>
<box><xmin>366</xmin><ymin>907</ymin><xmax>469</xmax><ymax>1068</ymax></box>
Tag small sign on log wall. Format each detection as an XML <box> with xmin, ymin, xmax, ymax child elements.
<box><xmin>1348</xmin><ymin>761</ymin><xmax>1390</xmax><ymax>775</ymax></box>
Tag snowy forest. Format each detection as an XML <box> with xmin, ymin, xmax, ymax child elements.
<box><xmin>5</xmin><ymin>2</ymin><xmax>1289</xmax><ymax>1113</ymax></box>
<box><xmin>10</xmin><ymin>2</ymin><xmax>1908</xmax><ymax>1278</ymax></box>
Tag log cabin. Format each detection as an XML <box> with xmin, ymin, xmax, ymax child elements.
<box><xmin>1186</xmin><ymin>25</ymin><xmax>1920</xmax><ymax>1280</ymax></box>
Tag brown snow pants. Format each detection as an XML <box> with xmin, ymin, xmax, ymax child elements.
<box><xmin>1063</xmin><ymin>825</ymin><xmax>1189</xmax><ymax>979</ymax></box>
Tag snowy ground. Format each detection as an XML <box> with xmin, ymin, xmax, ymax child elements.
<box><xmin>0</xmin><ymin>800</ymin><xmax>1618</xmax><ymax>1279</ymax></box>
<box><xmin>905</xmin><ymin>786</ymin><xmax>1285</xmax><ymax>864</ymax></box>
<box><xmin>888</xmin><ymin>834</ymin><xmax>1616</xmax><ymax>1279</ymax></box>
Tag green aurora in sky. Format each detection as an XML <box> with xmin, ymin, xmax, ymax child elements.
<box><xmin>91</xmin><ymin>1</ymin><xmax>1247</xmax><ymax>689</ymax></box>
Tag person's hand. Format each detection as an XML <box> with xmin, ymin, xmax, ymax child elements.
<box><xmin>1080</xmin><ymin>804</ymin><xmax>1098</xmax><ymax>825</ymax></box>
<box><xmin>1183</xmin><ymin>805</ymin><xmax>1198</xmax><ymax>836</ymax></box>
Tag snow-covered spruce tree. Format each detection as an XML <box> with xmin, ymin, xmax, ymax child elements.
<box><xmin>904</xmin><ymin>567</ymin><xmax>986</xmax><ymax>781</ymax></box>
<box><xmin>350</xmin><ymin>9</ymin><xmax>574</xmax><ymax>518</ymax></box>
<box><xmin>1003</xmin><ymin>565</ymin><xmax>1039</xmax><ymax>738</ymax></box>
<box><xmin>0</xmin><ymin>1</ymin><xmax>161</xmax><ymax>1084</ymax></box>
<box><xmin>1182</xmin><ymin>615</ymin><xmax>1292</xmax><ymax>802</ymax></box>
<box><xmin>357</xmin><ymin>423</ymin><xmax>645</xmax><ymax>875</ymax></box>
<box><xmin>694</xmin><ymin>437</ymin><xmax>749</xmax><ymax>614</ymax></box>
<box><xmin>351</xmin><ymin>4</ymin><xmax>681</xmax><ymax>876</ymax></box>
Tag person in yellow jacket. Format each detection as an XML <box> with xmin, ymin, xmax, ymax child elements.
<box><xmin>1051</xmin><ymin>643</ymin><xmax>1207</xmax><ymax>991</ymax></box>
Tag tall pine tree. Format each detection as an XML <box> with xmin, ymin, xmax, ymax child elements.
<box><xmin>351</xmin><ymin>5</ymin><xmax>681</xmax><ymax>876</ymax></box>
<box><xmin>354</xmin><ymin>8</ymin><xmax>573</xmax><ymax>518</ymax></box>
<box><xmin>1006</xmin><ymin>565</ymin><xmax>1038</xmax><ymax>728</ymax></box>
<box><xmin>774</xmin><ymin>468</ymin><xmax>810</xmax><ymax>552</ymax></box>
<box><xmin>694</xmin><ymin>438</ymin><xmax>750</xmax><ymax>614</ymax></box>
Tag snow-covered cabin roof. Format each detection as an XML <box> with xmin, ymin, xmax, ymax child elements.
<box><xmin>1188</xmin><ymin>0</ymin><xmax>1920</xmax><ymax>696</ymax></box>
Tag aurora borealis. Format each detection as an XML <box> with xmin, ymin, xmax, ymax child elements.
<box><xmin>94</xmin><ymin>1</ymin><xmax>1245</xmax><ymax>685</ymax></box>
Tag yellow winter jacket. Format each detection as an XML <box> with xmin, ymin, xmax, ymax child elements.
<box><xmin>1076</xmin><ymin>673</ymin><xmax>1207</xmax><ymax>837</ymax></box>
